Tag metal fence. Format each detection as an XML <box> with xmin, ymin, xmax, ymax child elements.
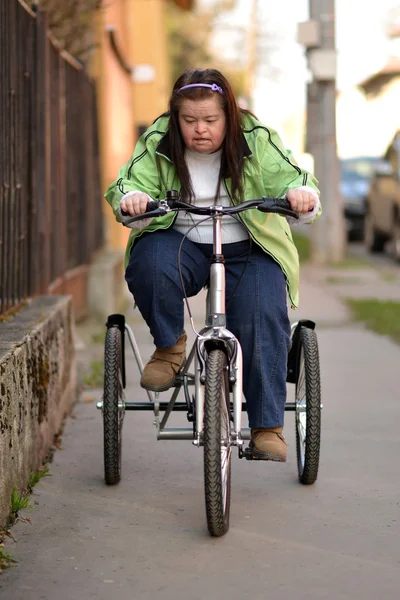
<box><xmin>0</xmin><ymin>0</ymin><xmax>103</xmax><ymax>316</ymax></box>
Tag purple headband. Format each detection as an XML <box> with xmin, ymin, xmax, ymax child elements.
<box><xmin>176</xmin><ymin>83</ymin><xmax>224</xmax><ymax>95</ymax></box>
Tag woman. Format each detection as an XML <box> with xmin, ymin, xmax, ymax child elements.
<box><xmin>105</xmin><ymin>68</ymin><xmax>321</xmax><ymax>462</ymax></box>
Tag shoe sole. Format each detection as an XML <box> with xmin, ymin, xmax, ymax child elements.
<box><xmin>248</xmin><ymin>442</ymin><xmax>286</xmax><ymax>462</ymax></box>
<box><xmin>140</xmin><ymin>380</ymin><xmax>175</xmax><ymax>393</ymax></box>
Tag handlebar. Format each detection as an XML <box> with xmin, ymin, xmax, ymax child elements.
<box><xmin>121</xmin><ymin>190</ymin><xmax>300</xmax><ymax>226</ymax></box>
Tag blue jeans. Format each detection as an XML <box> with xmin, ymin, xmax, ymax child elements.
<box><xmin>125</xmin><ymin>229</ymin><xmax>291</xmax><ymax>428</ymax></box>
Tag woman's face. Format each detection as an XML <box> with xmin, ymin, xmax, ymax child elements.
<box><xmin>178</xmin><ymin>96</ymin><xmax>226</xmax><ymax>154</ymax></box>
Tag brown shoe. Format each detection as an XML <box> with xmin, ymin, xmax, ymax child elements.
<box><xmin>140</xmin><ymin>333</ymin><xmax>187</xmax><ymax>392</ymax></box>
<box><xmin>249</xmin><ymin>427</ymin><xmax>287</xmax><ymax>462</ymax></box>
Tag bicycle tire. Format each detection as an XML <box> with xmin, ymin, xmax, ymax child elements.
<box><xmin>295</xmin><ymin>327</ymin><xmax>321</xmax><ymax>485</ymax></box>
<box><xmin>203</xmin><ymin>349</ymin><xmax>232</xmax><ymax>537</ymax></box>
<box><xmin>103</xmin><ymin>326</ymin><xmax>124</xmax><ymax>485</ymax></box>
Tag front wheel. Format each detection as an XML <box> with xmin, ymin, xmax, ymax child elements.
<box><xmin>103</xmin><ymin>326</ymin><xmax>125</xmax><ymax>485</ymax></box>
<box><xmin>203</xmin><ymin>349</ymin><xmax>232</xmax><ymax>537</ymax></box>
<box><xmin>295</xmin><ymin>327</ymin><xmax>321</xmax><ymax>485</ymax></box>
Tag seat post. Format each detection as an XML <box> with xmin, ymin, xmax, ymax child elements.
<box><xmin>207</xmin><ymin>213</ymin><xmax>226</xmax><ymax>327</ymax></box>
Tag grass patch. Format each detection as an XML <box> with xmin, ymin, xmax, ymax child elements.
<box><xmin>91</xmin><ymin>330</ymin><xmax>105</xmax><ymax>345</ymax></box>
<box><xmin>334</xmin><ymin>256</ymin><xmax>372</xmax><ymax>269</ymax></box>
<box><xmin>83</xmin><ymin>360</ymin><xmax>104</xmax><ymax>388</ymax></box>
<box><xmin>292</xmin><ymin>233</ymin><xmax>374</xmax><ymax>268</ymax></box>
<box><xmin>1</xmin><ymin>474</ymin><xmax>48</xmax><ymax>571</ymax></box>
<box><xmin>9</xmin><ymin>488</ymin><xmax>32</xmax><ymax>528</ymax></box>
<box><xmin>380</xmin><ymin>271</ymin><xmax>397</xmax><ymax>282</ymax></box>
<box><xmin>325</xmin><ymin>276</ymin><xmax>363</xmax><ymax>285</ymax></box>
<box><xmin>346</xmin><ymin>299</ymin><xmax>400</xmax><ymax>344</ymax></box>
<box><xmin>29</xmin><ymin>466</ymin><xmax>52</xmax><ymax>489</ymax></box>
<box><xmin>10</xmin><ymin>488</ymin><xmax>32</xmax><ymax>516</ymax></box>
<box><xmin>0</xmin><ymin>546</ymin><xmax>16</xmax><ymax>572</ymax></box>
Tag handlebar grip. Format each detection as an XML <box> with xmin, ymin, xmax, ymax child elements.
<box><xmin>274</xmin><ymin>197</ymin><xmax>314</xmax><ymax>213</ymax></box>
<box><xmin>121</xmin><ymin>200</ymin><xmax>159</xmax><ymax>217</ymax></box>
<box><xmin>146</xmin><ymin>200</ymin><xmax>159</xmax><ymax>212</ymax></box>
<box><xmin>121</xmin><ymin>200</ymin><xmax>167</xmax><ymax>226</ymax></box>
<box><xmin>273</xmin><ymin>197</ymin><xmax>291</xmax><ymax>210</ymax></box>
<box><xmin>257</xmin><ymin>197</ymin><xmax>299</xmax><ymax>219</ymax></box>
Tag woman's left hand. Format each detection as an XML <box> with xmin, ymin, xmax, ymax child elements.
<box><xmin>286</xmin><ymin>189</ymin><xmax>316</xmax><ymax>214</ymax></box>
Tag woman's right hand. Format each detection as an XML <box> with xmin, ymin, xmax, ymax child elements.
<box><xmin>120</xmin><ymin>192</ymin><xmax>150</xmax><ymax>216</ymax></box>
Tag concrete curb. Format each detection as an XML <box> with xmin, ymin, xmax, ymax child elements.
<box><xmin>0</xmin><ymin>296</ymin><xmax>76</xmax><ymax>526</ymax></box>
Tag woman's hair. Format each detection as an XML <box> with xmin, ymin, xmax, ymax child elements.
<box><xmin>163</xmin><ymin>68</ymin><xmax>247</xmax><ymax>203</ymax></box>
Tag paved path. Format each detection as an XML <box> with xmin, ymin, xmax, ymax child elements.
<box><xmin>1</xmin><ymin>265</ymin><xmax>400</xmax><ymax>599</ymax></box>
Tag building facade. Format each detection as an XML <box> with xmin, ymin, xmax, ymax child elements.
<box><xmin>93</xmin><ymin>0</ymin><xmax>193</xmax><ymax>250</ymax></box>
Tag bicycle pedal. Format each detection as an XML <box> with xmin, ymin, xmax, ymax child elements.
<box><xmin>244</xmin><ymin>447</ymin><xmax>258</xmax><ymax>461</ymax></box>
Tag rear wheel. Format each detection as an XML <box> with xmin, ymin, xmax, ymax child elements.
<box><xmin>295</xmin><ymin>327</ymin><xmax>321</xmax><ymax>485</ymax></box>
<box><xmin>203</xmin><ymin>349</ymin><xmax>232</xmax><ymax>537</ymax></box>
<box><xmin>103</xmin><ymin>326</ymin><xmax>125</xmax><ymax>485</ymax></box>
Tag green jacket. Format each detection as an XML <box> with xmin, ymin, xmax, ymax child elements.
<box><xmin>105</xmin><ymin>113</ymin><xmax>320</xmax><ymax>307</ymax></box>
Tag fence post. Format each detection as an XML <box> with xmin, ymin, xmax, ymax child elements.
<box><xmin>35</xmin><ymin>11</ymin><xmax>51</xmax><ymax>294</ymax></box>
<box><xmin>0</xmin><ymin>1</ymin><xmax>104</xmax><ymax>317</ymax></box>
<box><xmin>58</xmin><ymin>53</ymin><xmax>67</xmax><ymax>289</ymax></box>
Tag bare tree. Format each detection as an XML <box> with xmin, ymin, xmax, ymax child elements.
<box><xmin>36</xmin><ymin>0</ymin><xmax>101</xmax><ymax>61</ymax></box>
<box><xmin>166</xmin><ymin>0</ymin><xmax>246</xmax><ymax>96</ymax></box>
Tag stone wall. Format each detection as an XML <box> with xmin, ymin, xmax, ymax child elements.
<box><xmin>0</xmin><ymin>296</ymin><xmax>76</xmax><ymax>526</ymax></box>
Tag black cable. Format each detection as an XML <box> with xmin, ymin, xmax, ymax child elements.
<box><xmin>225</xmin><ymin>214</ymin><xmax>252</xmax><ymax>311</ymax></box>
<box><xmin>177</xmin><ymin>216</ymin><xmax>215</xmax><ymax>327</ymax></box>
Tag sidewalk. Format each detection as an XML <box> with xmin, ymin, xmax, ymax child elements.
<box><xmin>1</xmin><ymin>259</ymin><xmax>400</xmax><ymax>599</ymax></box>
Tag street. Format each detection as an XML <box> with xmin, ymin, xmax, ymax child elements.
<box><xmin>1</xmin><ymin>268</ymin><xmax>400</xmax><ymax>600</ymax></box>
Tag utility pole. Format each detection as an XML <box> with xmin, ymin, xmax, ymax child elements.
<box><xmin>298</xmin><ymin>0</ymin><xmax>345</xmax><ymax>264</ymax></box>
<box><xmin>245</xmin><ymin>0</ymin><xmax>257</xmax><ymax>109</ymax></box>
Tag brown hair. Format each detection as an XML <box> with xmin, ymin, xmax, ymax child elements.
<box><xmin>164</xmin><ymin>69</ymin><xmax>246</xmax><ymax>203</ymax></box>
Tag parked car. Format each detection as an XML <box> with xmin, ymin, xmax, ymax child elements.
<box><xmin>364</xmin><ymin>132</ymin><xmax>400</xmax><ymax>262</ymax></box>
<box><xmin>340</xmin><ymin>156</ymin><xmax>377</xmax><ymax>241</ymax></box>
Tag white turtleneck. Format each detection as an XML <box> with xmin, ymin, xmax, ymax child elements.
<box><xmin>172</xmin><ymin>148</ymin><xmax>248</xmax><ymax>244</ymax></box>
